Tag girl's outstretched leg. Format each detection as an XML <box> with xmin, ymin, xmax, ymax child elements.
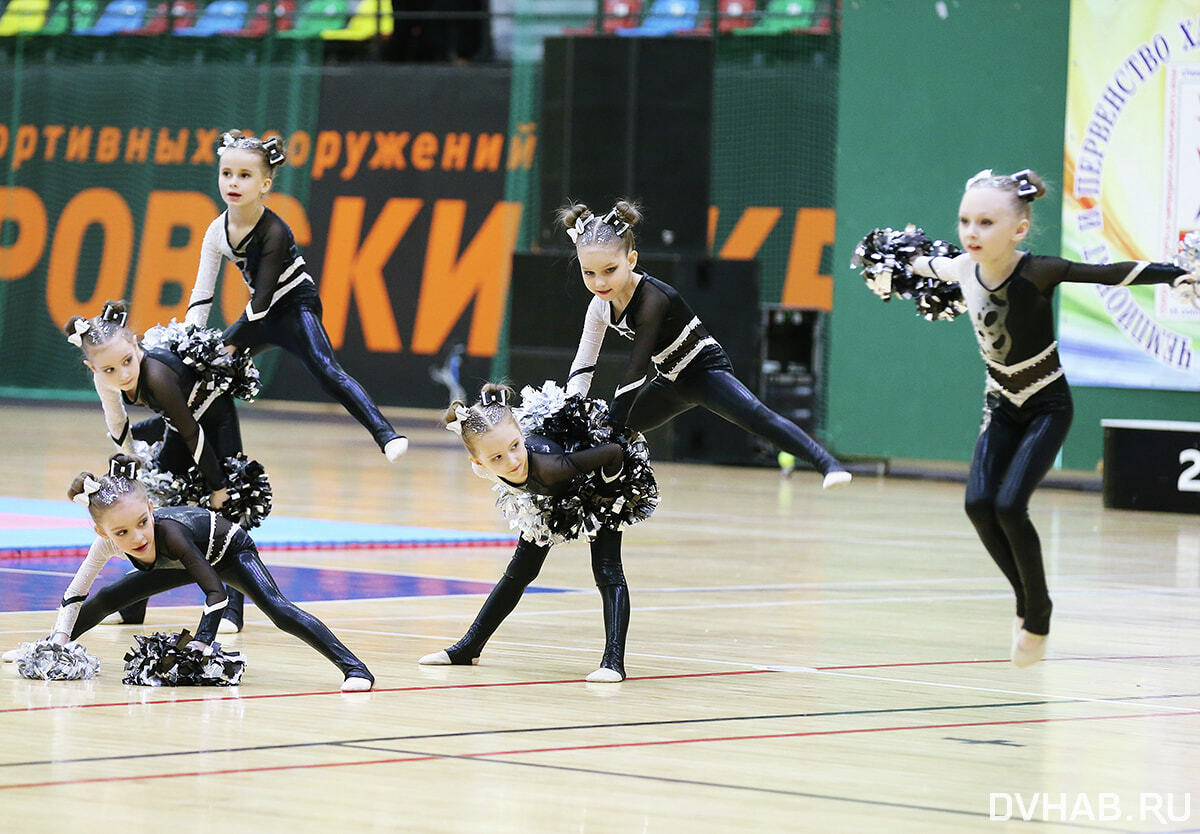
<box><xmin>289</xmin><ymin>308</ymin><xmax>406</xmax><ymax>459</ymax></box>
<box><xmin>688</xmin><ymin>369</ymin><xmax>849</xmax><ymax>486</ymax></box>
<box><xmin>419</xmin><ymin>538</ymin><xmax>551</xmax><ymax>665</ymax></box>
<box><xmin>221</xmin><ymin>546</ymin><xmax>373</xmax><ymax>690</ymax></box>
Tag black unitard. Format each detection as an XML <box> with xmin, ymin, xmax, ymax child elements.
<box><xmin>567</xmin><ymin>272</ymin><xmax>844</xmax><ymax>475</ymax></box>
<box><xmin>186</xmin><ymin>207</ymin><xmax>400</xmax><ymax>451</ymax></box>
<box><xmin>444</xmin><ymin>437</ymin><xmax>631</xmax><ymax>677</ymax></box>
<box><xmin>934</xmin><ymin>252</ymin><xmax>1186</xmax><ymax>635</ymax></box>
<box><xmin>115</xmin><ymin>348</ymin><xmax>246</xmax><ymax>629</ymax></box>
<box><xmin>69</xmin><ymin>506</ymin><xmax>371</xmax><ymax>682</ymax></box>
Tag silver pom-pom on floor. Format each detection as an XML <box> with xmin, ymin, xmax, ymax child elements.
<box><xmin>14</xmin><ymin>640</ymin><xmax>100</xmax><ymax>681</ymax></box>
<box><xmin>122</xmin><ymin>632</ymin><xmax>246</xmax><ymax>687</ymax></box>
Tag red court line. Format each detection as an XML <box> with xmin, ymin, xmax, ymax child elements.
<box><xmin>8</xmin><ymin>652</ymin><xmax>1200</xmax><ymax>715</ymax></box>
<box><xmin>3</xmin><ymin>708</ymin><xmax>1196</xmax><ymax>792</ymax></box>
<box><xmin>0</xmin><ymin>669</ymin><xmax>775</xmax><ymax>714</ymax></box>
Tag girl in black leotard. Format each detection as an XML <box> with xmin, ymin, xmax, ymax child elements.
<box><xmin>560</xmin><ymin>200</ymin><xmax>851</xmax><ymax>489</ymax></box>
<box><xmin>3</xmin><ymin>455</ymin><xmax>373</xmax><ymax>691</ymax></box>
<box><xmin>184</xmin><ymin>130</ymin><xmax>406</xmax><ymax>462</ymax></box>
<box><xmin>908</xmin><ymin>168</ymin><xmax>1197</xmax><ymax>666</ymax></box>
<box><xmin>68</xmin><ymin>300</ymin><xmax>250</xmax><ymax>634</ymax></box>
<box><xmin>419</xmin><ymin>383</ymin><xmax>657</xmax><ymax>682</ymax></box>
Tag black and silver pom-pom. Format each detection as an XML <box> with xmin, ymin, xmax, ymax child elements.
<box><xmin>498</xmin><ymin>381</ymin><xmax>658</xmax><ymax>543</ymax></box>
<box><xmin>143</xmin><ymin>321</ymin><xmax>261</xmax><ymax>402</ymax></box>
<box><xmin>1174</xmin><ymin>231</ymin><xmax>1200</xmax><ymax>308</ymax></box>
<box><xmin>201</xmin><ymin>454</ymin><xmax>272</xmax><ymax>529</ymax></box>
<box><xmin>122</xmin><ymin>632</ymin><xmax>245</xmax><ymax>687</ymax></box>
<box><xmin>137</xmin><ymin>454</ymin><xmax>271</xmax><ymax>528</ymax></box>
<box><xmin>14</xmin><ymin>640</ymin><xmax>100</xmax><ymax>680</ymax></box>
<box><xmin>850</xmin><ymin>226</ymin><xmax>967</xmax><ymax>321</ymax></box>
<box><xmin>138</xmin><ymin>460</ymin><xmax>206</xmax><ymax>508</ymax></box>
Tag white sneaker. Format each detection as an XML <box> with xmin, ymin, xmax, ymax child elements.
<box><xmin>1011</xmin><ymin>630</ymin><xmax>1047</xmax><ymax>668</ymax></box>
<box><xmin>585</xmin><ymin>667</ymin><xmax>624</xmax><ymax>683</ymax></box>
<box><xmin>217</xmin><ymin>619</ymin><xmax>242</xmax><ymax>634</ymax></box>
<box><xmin>384</xmin><ymin>437</ymin><xmax>409</xmax><ymax>461</ymax></box>
<box><xmin>418</xmin><ymin>650</ymin><xmax>452</xmax><ymax>665</ymax></box>
<box><xmin>822</xmin><ymin>470</ymin><xmax>852</xmax><ymax>489</ymax></box>
<box><xmin>341</xmin><ymin>675</ymin><xmax>374</xmax><ymax>692</ymax></box>
<box><xmin>2</xmin><ymin>647</ymin><xmax>21</xmax><ymax>663</ymax></box>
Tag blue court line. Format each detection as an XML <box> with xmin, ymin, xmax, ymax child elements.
<box><xmin>0</xmin><ymin>496</ymin><xmax>517</xmax><ymax>554</ymax></box>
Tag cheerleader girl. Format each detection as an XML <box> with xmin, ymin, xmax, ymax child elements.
<box><xmin>4</xmin><ymin>455</ymin><xmax>373</xmax><ymax>691</ymax></box>
<box><xmin>185</xmin><ymin>130</ymin><xmax>407</xmax><ymax>462</ymax></box>
<box><xmin>68</xmin><ymin>300</ymin><xmax>251</xmax><ymax>633</ymax></box>
<box><xmin>559</xmin><ymin>201</ymin><xmax>851</xmax><ymax>488</ymax></box>
<box><xmin>899</xmin><ymin>168</ymin><xmax>1197</xmax><ymax>666</ymax></box>
<box><xmin>418</xmin><ymin>383</ymin><xmax>657</xmax><ymax>682</ymax></box>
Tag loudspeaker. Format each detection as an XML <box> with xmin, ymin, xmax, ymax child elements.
<box><xmin>539</xmin><ymin>36</ymin><xmax>712</xmax><ymax>254</ymax></box>
<box><xmin>508</xmin><ymin>252</ymin><xmax>765</xmax><ymax>466</ymax></box>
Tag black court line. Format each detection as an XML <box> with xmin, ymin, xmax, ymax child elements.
<box><xmin>4</xmin><ymin>708</ymin><xmax>1195</xmax><ymax>792</ymax></box>
<box><xmin>3</xmin><ymin>691</ymin><xmax>1197</xmax><ymax>771</ymax></box>
<box><xmin>302</xmin><ymin>743</ymin><xmax>1125</xmax><ymax>831</ymax></box>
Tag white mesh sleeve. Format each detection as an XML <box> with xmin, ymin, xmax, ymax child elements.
<box><xmin>566</xmin><ymin>298</ymin><xmax>608</xmax><ymax>398</ymax></box>
<box><xmin>185</xmin><ymin>218</ymin><xmax>224</xmax><ymax>328</ymax></box>
<box><xmin>94</xmin><ymin>374</ymin><xmax>133</xmax><ymax>454</ymax></box>
<box><xmin>52</xmin><ymin>537</ymin><xmax>121</xmax><ymax>637</ymax></box>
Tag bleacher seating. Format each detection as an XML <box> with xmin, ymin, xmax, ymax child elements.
<box><xmin>562</xmin><ymin>0</ymin><xmax>641</xmax><ymax>36</ymax></box>
<box><xmin>733</xmin><ymin>0</ymin><xmax>830</xmax><ymax>35</ymax></box>
<box><xmin>230</xmin><ymin>0</ymin><xmax>292</xmax><ymax>36</ymax></box>
<box><xmin>0</xmin><ymin>0</ymin><xmax>51</xmax><ymax>35</ymax></box>
<box><xmin>275</xmin><ymin>0</ymin><xmax>347</xmax><ymax>38</ymax></box>
<box><xmin>616</xmin><ymin>0</ymin><xmax>699</xmax><ymax>37</ymax></box>
<box><xmin>39</xmin><ymin>0</ymin><xmax>102</xmax><ymax>33</ymax></box>
<box><xmin>174</xmin><ymin>0</ymin><xmax>247</xmax><ymax>35</ymax></box>
<box><xmin>79</xmin><ymin>0</ymin><xmax>146</xmax><ymax>34</ymax></box>
<box><xmin>320</xmin><ymin>0</ymin><xmax>389</xmax><ymax>40</ymax></box>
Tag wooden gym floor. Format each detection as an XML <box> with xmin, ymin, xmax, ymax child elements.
<box><xmin>1</xmin><ymin>400</ymin><xmax>1197</xmax><ymax>833</ymax></box>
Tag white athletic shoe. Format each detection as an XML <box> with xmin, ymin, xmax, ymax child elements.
<box><xmin>1011</xmin><ymin>630</ymin><xmax>1047</xmax><ymax>668</ymax></box>
<box><xmin>585</xmin><ymin>667</ymin><xmax>625</xmax><ymax>683</ymax></box>
<box><xmin>100</xmin><ymin>612</ymin><xmax>125</xmax><ymax>625</ymax></box>
<box><xmin>2</xmin><ymin>647</ymin><xmax>21</xmax><ymax>663</ymax></box>
<box><xmin>418</xmin><ymin>650</ymin><xmax>452</xmax><ymax>665</ymax></box>
<box><xmin>341</xmin><ymin>675</ymin><xmax>374</xmax><ymax>692</ymax></box>
<box><xmin>384</xmin><ymin>437</ymin><xmax>409</xmax><ymax>462</ymax></box>
<box><xmin>1010</xmin><ymin>617</ymin><xmax>1024</xmax><ymax>654</ymax></box>
<box><xmin>217</xmin><ymin>618</ymin><xmax>242</xmax><ymax>635</ymax></box>
<box><xmin>822</xmin><ymin>470</ymin><xmax>853</xmax><ymax>490</ymax></box>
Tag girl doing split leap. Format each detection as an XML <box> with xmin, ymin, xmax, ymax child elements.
<box><xmin>560</xmin><ymin>201</ymin><xmax>851</xmax><ymax>489</ymax></box>
<box><xmin>186</xmin><ymin>130</ymin><xmax>407</xmax><ymax>461</ymax></box>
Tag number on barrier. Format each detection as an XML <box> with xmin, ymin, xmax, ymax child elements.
<box><xmin>1179</xmin><ymin>448</ymin><xmax>1200</xmax><ymax>493</ymax></box>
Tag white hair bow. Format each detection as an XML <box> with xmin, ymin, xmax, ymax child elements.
<box><xmin>601</xmin><ymin>207</ymin><xmax>631</xmax><ymax>238</ymax></box>
<box><xmin>72</xmin><ymin>475</ymin><xmax>102</xmax><ymax>507</ymax></box>
<box><xmin>66</xmin><ymin>318</ymin><xmax>90</xmax><ymax>348</ymax></box>
<box><xmin>445</xmin><ymin>404</ymin><xmax>471</xmax><ymax>436</ymax></box>
<box><xmin>566</xmin><ymin>212</ymin><xmax>593</xmax><ymax>244</ymax></box>
<box><xmin>1009</xmin><ymin>169</ymin><xmax>1038</xmax><ymax>199</ymax></box>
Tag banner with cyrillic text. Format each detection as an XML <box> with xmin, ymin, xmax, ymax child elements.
<box><xmin>1059</xmin><ymin>0</ymin><xmax>1200</xmax><ymax>390</ymax></box>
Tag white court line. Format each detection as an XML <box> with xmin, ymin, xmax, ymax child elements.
<box><xmin>314</xmin><ymin>586</ymin><xmax>1197</xmax><ymax>624</ymax></box>
<box><xmin>805</xmin><ymin>668</ymin><xmax>1200</xmax><ymax>715</ymax></box>
<box><xmin>261</xmin><ymin>624</ymin><xmax>1200</xmax><ymax>715</ymax></box>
